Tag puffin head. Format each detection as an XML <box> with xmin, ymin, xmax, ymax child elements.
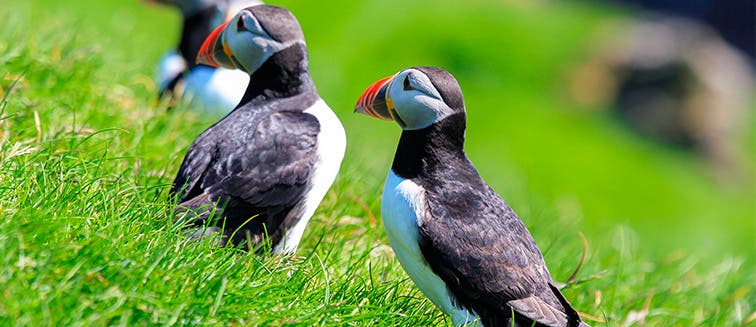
<box><xmin>196</xmin><ymin>5</ymin><xmax>305</xmax><ymax>75</ymax></box>
<box><xmin>355</xmin><ymin>66</ymin><xmax>465</xmax><ymax>130</ymax></box>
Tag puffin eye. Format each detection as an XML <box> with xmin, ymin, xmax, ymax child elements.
<box><xmin>236</xmin><ymin>11</ymin><xmax>269</xmax><ymax>36</ymax></box>
<box><xmin>403</xmin><ymin>76</ymin><xmax>412</xmax><ymax>91</ymax></box>
<box><xmin>236</xmin><ymin>17</ymin><xmax>247</xmax><ymax>32</ymax></box>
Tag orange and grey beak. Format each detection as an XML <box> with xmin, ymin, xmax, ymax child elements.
<box><xmin>196</xmin><ymin>20</ymin><xmax>237</xmax><ymax>69</ymax></box>
<box><xmin>354</xmin><ymin>75</ymin><xmax>396</xmax><ymax>120</ymax></box>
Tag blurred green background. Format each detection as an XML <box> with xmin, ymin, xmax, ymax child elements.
<box><xmin>5</xmin><ymin>0</ymin><xmax>754</xmax><ymax>279</ymax></box>
<box><xmin>1</xmin><ymin>0</ymin><xmax>754</xmax><ymax>324</ymax></box>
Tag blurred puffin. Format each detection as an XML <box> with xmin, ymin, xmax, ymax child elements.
<box><xmin>355</xmin><ymin>67</ymin><xmax>589</xmax><ymax>326</ymax></box>
<box><xmin>171</xmin><ymin>5</ymin><xmax>346</xmax><ymax>253</ymax></box>
<box><xmin>148</xmin><ymin>0</ymin><xmax>261</xmax><ymax>115</ymax></box>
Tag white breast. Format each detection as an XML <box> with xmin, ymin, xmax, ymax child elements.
<box><xmin>382</xmin><ymin>171</ymin><xmax>481</xmax><ymax>326</ymax></box>
<box><xmin>156</xmin><ymin>51</ymin><xmax>187</xmax><ymax>92</ymax></box>
<box><xmin>182</xmin><ymin>66</ymin><xmax>249</xmax><ymax>115</ymax></box>
<box><xmin>274</xmin><ymin>99</ymin><xmax>346</xmax><ymax>254</ymax></box>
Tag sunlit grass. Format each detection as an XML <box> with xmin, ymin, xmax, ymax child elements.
<box><xmin>0</xmin><ymin>0</ymin><xmax>753</xmax><ymax>325</ymax></box>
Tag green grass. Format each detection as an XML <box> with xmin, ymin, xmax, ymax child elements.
<box><xmin>1</xmin><ymin>0</ymin><xmax>754</xmax><ymax>326</ymax></box>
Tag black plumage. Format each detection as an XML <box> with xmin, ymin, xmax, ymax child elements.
<box><xmin>170</xmin><ymin>39</ymin><xmax>323</xmax><ymax>250</ymax></box>
<box><xmin>394</xmin><ymin>115</ymin><xmax>584</xmax><ymax>326</ymax></box>
<box><xmin>369</xmin><ymin>67</ymin><xmax>588</xmax><ymax>326</ymax></box>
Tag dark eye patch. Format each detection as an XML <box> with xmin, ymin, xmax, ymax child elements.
<box><xmin>236</xmin><ymin>17</ymin><xmax>246</xmax><ymax>32</ymax></box>
<box><xmin>403</xmin><ymin>75</ymin><xmax>412</xmax><ymax>90</ymax></box>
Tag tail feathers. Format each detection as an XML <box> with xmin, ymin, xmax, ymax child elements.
<box><xmin>548</xmin><ymin>282</ymin><xmax>590</xmax><ymax>327</ymax></box>
<box><xmin>507</xmin><ymin>295</ymin><xmax>568</xmax><ymax>327</ymax></box>
<box><xmin>175</xmin><ymin>194</ymin><xmax>232</xmax><ymax>247</ymax></box>
<box><xmin>186</xmin><ymin>226</ymin><xmax>228</xmax><ymax>247</ymax></box>
<box><xmin>174</xmin><ymin>193</ymin><xmax>224</xmax><ymax>225</ymax></box>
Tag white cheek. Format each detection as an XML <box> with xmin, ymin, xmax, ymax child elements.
<box><xmin>252</xmin><ymin>36</ymin><xmax>280</xmax><ymax>56</ymax></box>
<box><xmin>403</xmin><ymin>100</ymin><xmax>438</xmax><ymax>128</ymax></box>
<box><xmin>391</xmin><ymin>91</ymin><xmax>449</xmax><ymax>130</ymax></box>
<box><xmin>412</xmin><ymin>95</ymin><xmax>441</xmax><ymax>113</ymax></box>
<box><xmin>226</xmin><ymin>33</ymin><xmax>281</xmax><ymax>73</ymax></box>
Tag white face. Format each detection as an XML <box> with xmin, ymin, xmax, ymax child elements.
<box><xmin>222</xmin><ymin>10</ymin><xmax>287</xmax><ymax>73</ymax></box>
<box><xmin>387</xmin><ymin>69</ymin><xmax>455</xmax><ymax>130</ymax></box>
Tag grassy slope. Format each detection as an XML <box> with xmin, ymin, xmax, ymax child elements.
<box><xmin>0</xmin><ymin>0</ymin><xmax>753</xmax><ymax>326</ymax></box>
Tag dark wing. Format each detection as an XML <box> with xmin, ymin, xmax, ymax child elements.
<box><xmin>170</xmin><ymin>132</ymin><xmax>217</xmax><ymax>201</ymax></box>
<box><xmin>418</xmin><ymin>176</ymin><xmax>574</xmax><ymax>326</ymax></box>
<box><xmin>170</xmin><ymin>110</ymin><xmax>320</xmax><ymax>248</ymax></box>
<box><xmin>202</xmin><ymin>111</ymin><xmax>320</xmax><ymax>209</ymax></box>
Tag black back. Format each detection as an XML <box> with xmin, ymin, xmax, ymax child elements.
<box><xmin>170</xmin><ymin>42</ymin><xmax>322</xmax><ymax>251</ymax></box>
<box><xmin>392</xmin><ymin>113</ymin><xmax>585</xmax><ymax>326</ymax></box>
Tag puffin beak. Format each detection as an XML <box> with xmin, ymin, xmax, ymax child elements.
<box><xmin>354</xmin><ymin>75</ymin><xmax>395</xmax><ymax>120</ymax></box>
<box><xmin>196</xmin><ymin>21</ymin><xmax>237</xmax><ymax>69</ymax></box>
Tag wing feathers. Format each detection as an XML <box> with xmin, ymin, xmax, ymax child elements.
<box><xmin>170</xmin><ymin>109</ymin><xmax>320</xmax><ymax>248</ymax></box>
<box><xmin>507</xmin><ymin>295</ymin><xmax>569</xmax><ymax>327</ymax></box>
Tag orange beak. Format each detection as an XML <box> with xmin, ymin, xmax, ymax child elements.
<box><xmin>196</xmin><ymin>20</ymin><xmax>237</xmax><ymax>69</ymax></box>
<box><xmin>354</xmin><ymin>75</ymin><xmax>396</xmax><ymax>120</ymax></box>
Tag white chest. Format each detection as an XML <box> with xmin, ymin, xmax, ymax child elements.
<box><xmin>183</xmin><ymin>66</ymin><xmax>249</xmax><ymax>115</ymax></box>
<box><xmin>273</xmin><ymin>99</ymin><xmax>346</xmax><ymax>254</ymax></box>
<box><xmin>381</xmin><ymin>171</ymin><xmax>480</xmax><ymax>326</ymax></box>
<box><xmin>156</xmin><ymin>51</ymin><xmax>187</xmax><ymax>91</ymax></box>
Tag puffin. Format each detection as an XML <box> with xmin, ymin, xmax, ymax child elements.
<box><xmin>355</xmin><ymin>66</ymin><xmax>589</xmax><ymax>327</ymax></box>
<box><xmin>170</xmin><ymin>5</ymin><xmax>346</xmax><ymax>254</ymax></box>
<box><xmin>148</xmin><ymin>0</ymin><xmax>261</xmax><ymax>114</ymax></box>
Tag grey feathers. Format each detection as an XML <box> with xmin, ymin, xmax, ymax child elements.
<box><xmin>391</xmin><ymin>110</ymin><xmax>586</xmax><ymax>326</ymax></box>
<box><xmin>171</xmin><ymin>95</ymin><xmax>320</xmax><ymax>250</ymax></box>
